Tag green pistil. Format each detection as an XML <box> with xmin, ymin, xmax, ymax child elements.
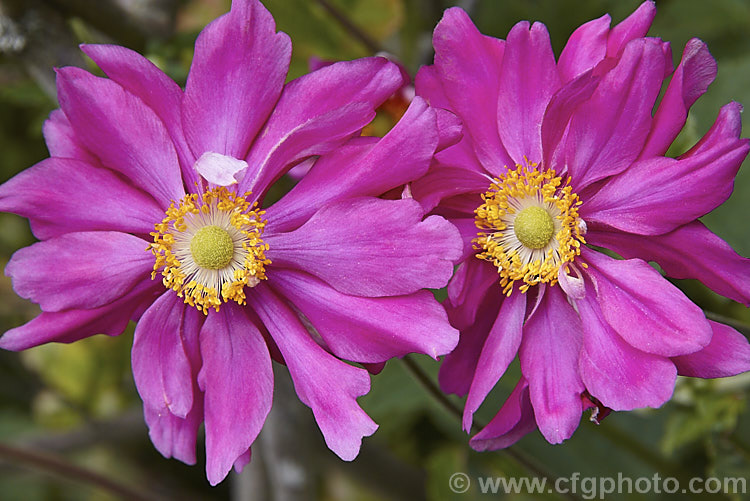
<box><xmin>191</xmin><ymin>225</ymin><xmax>234</xmax><ymax>270</ymax></box>
<box><xmin>513</xmin><ymin>206</ymin><xmax>555</xmax><ymax>250</ymax></box>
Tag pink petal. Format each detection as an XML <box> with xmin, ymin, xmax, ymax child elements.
<box><xmin>0</xmin><ymin>157</ymin><xmax>164</xmax><ymax>240</ymax></box>
<box><xmin>414</xmin><ymin>65</ymin><xmax>450</xmax><ymax>109</ymax></box>
<box><xmin>145</xmin><ymin>403</ymin><xmax>203</xmax><ymax>466</ymax></box>
<box><xmin>56</xmin><ymin>67</ymin><xmax>184</xmax><ymax>207</ymax></box>
<box><xmin>582</xmin><ymin>248</ymin><xmax>712</xmax><ymax>357</ymax></box>
<box><xmin>606</xmin><ymin>1</ymin><xmax>656</xmax><ymax>57</ymax></box>
<box><xmin>446</xmin><ymin>258</ymin><xmax>499</xmax><ymax>330</ymax></box>
<box><xmin>449</xmin><ymin>217</ymin><xmax>483</xmax><ymax>262</ymax></box>
<box><xmin>431</xmin><ymin>7</ymin><xmax>513</xmax><ymax>174</ymax></box>
<box><xmin>496</xmin><ymin>20</ymin><xmax>561</xmax><ymax>165</ymax></box>
<box><xmin>681</xmin><ymin>101</ymin><xmax>743</xmax><ymax>158</ymax></box>
<box><xmin>519</xmin><ymin>286</ymin><xmax>584</xmax><ymax>444</ymax></box>
<box><xmin>439</xmin><ymin>293</ymin><xmax>500</xmax><ymax>397</ymax></box>
<box><xmin>132</xmin><ymin>291</ymin><xmax>195</xmax><ymax>419</ymax></box>
<box><xmin>143</xmin><ymin>304</ymin><xmax>204</xmax><ymax>465</ymax></box>
<box><xmin>564</xmin><ymin>38</ymin><xmax>667</xmax><ymax>190</ymax></box>
<box><xmin>265</xmin><ymin>197</ymin><xmax>461</xmax><ymax>297</ymax></box>
<box><xmin>434</xmin><ymin>107</ymin><xmax>463</xmax><ymax>151</ymax></box>
<box><xmin>587</xmin><ymin>221</ymin><xmax>750</xmax><ymax>306</ymax></box>
<box><xmin>249</xmin><ymin>284</ymin><xmax>377</xmax><ymax>461</ymax></box>
<box><xmin>269</xmin><ymin>269</ymin><xmax>457</xmax><ymax>363</ymax></box>
<box><xmin>673</xmin><ymin>321</ymin><xmax>750</xmax><ymax>378</ymax></box>
<box><xmin>265</xmin><ymin>97</ymin><xmax>440</xmax><ymax>232</ymax></box>
<box><xmin>81</xmin><ymin>44</ymin><xmax>198</xmax><ymax>188</ymax></box>
<box><xmin>434</xmin><ymin>134</ymin><xmax>486</xmax><ymax>175</ymax></box>
<box><xmin>42</xmin><ymin>110</ymin><xmax>97</xmax><ymax>164</ymax></box>
<box><xmin>557</xmin><ymin>14</ymin><xmax>610</xmax><ymax>83</ymax></box>
<box><xmin>240</xmin><ymin>56</ymin><xmax>405</xmax><ymax>195</ymax></box>
<box><xmin>182</xmin><ymin>0</ymin><xmax>291</xmax><ymax>161</ymax></box>
<box><xmin>198</xmin><ymin>303</ymin><xmax>272</xmax><ymax>486</ymax></box>
<box><xmin>541</xmin><ymin>71</ymin><xmax>599</xmax><ymax>172</ymax></box>
<box><xmin>410</xmin><ymin>165</ymin><xmax>490</xmax><ymax>213</ymax></box>
<box><xmin>640</xmin><ymin>39</ymin><xmax>717</xmax><ymax>158</ymax></box>
<box><xmin>469</xmin><ymin>377</ymin><xmax>536</xmax><ymax>451</ymax></box>
<box><xmin>233</xmin><ymin>450</ymin><xmax>252</xmax><ymax>474</ymax></box>
<box><xmin>581</xmin><ymin>128</ymin><xmax>749</xmax><ymax>236</ymax></box>
<box><xmin>576</xmin><ymin>288</ymin><xmax>676</xmax><ymax>411</ymax></box>
<box><xmin>463</xmin><ymin>290</ymin><xmax>526</xmax><ymax>431</ymax></box>
<box><xmin>0</xmin><ymin>278</ymin><xmax>160</xmax><ymax>351</ymax></box>
<box><xmin>6</xmin><ymin>232</ymin><xmax>154</xmax><ymax>312</ymax></box>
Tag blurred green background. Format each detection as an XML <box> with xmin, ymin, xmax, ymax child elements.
<box><xmin>0</xmin><ymin>0</ymin><xmax>749</xmax><ymax>499</ymax></box>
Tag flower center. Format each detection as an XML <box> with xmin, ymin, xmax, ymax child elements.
<box><xmin>149</xmin><ymin>187</ymin><xmax>270</xmax><ymax>314</ymax></box>
<box><xmin>473</xmin><ymin>161</ymin><xmax>586</xmax><ymax>295</ymax></box>
<box><xmin>190</xmin><ymin>225</ymin><xmax>234</xmax><ymax>270</ymax></box>
<box><xmin>513</xmin><ymin>206</ymin><xmax>555</xmax><ymax>250</ymax></box>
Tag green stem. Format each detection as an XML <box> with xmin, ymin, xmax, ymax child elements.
<box><xmin>313</xmin><ymin>0</ymin><xmax>383</xmax><ymax>54</ymax></box>
<box><xmin>0</xmin><ymin>441</ymin><xmax>159</xmax><ymax>501</ymax></box>
<box><xmin>401</xmin><ymin>355</ymin><xmax>582</xmax><ymax>501</ymax></box>
<box><xmin>704</xmin><ymin>311</ymin><xmax>750</xmax><ymax>337</ymax></box>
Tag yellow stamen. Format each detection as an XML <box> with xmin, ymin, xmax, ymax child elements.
<box><xmin>473</xmin><ymin>161</ymin><xmax>585</xmax><ymax>295</ymax></box>
<box><xmin>148</xmin><ymin>187</ymin><xmax>271</xmax><ymax>314</ymax></box>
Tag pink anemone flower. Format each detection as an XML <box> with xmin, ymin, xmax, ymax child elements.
<box><xmin>0</xmin><ymin>0</ymin><xmax>462</xmax><ymax>484</ymax></box>
<box><xmin>412</xmin><ymin>1</ymin><xmax>750</xmax><ymax>450</ymax></box>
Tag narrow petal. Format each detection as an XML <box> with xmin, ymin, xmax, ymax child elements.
<box><xmin>587</xmin><ymin>221</ymin><xmax>750</xmax><ymax>306</ymax></box>
<box><xmin>248</xmin><ymin>285</ymin><xmax>377</xmax><ymax>461</ymax></box>
<box><xmin>132</xmin><ymin>292</ymin><xmax>194</xmax><ymax>419</ymax></box>
<box><xmin>56</xmin><ymin>67</ymin><xmax>184</xmax><ymax>207</ymax></box>
<box><xmin>434</xmin><ymin>135</ymin><xmax>486</xmax><ymax>175</ymax></box>
<box><xmin>0</xmin><ymin>158</ymin><xmax>164</xmax><ymax>240</ymax></box>
<box><xmin>640</xmin><ymin>39</ymin><xmax>717</xmax><ymax>158</ymax></box>
<box><xmin>434</xmin><ymin>108</ymin><xmax>463</xmax><ymax>151</ymax></box>
<box><xmin>564</xmin><ymin>38</ymin><xmax>667</xmax><ymax>190</ymax></box>
<box><xmin>81</xmin><ymin>44</ymin><xmax>198</xmax><ymax>187</ymax></box>
<box><xmin>42</xmin><ymin>110</ymin><xmax>98</xmax><ymax>164</ymax></box>
<box><xmin>496</xmin><ymin>20</ymin><xmax>561</xmax><ymax>165</ymax></box>
<box><xmin>6</xmin><ymin>232</ymin><xmax>154</xmax><ymax>312</ymax></box>
<box><xmin>519</xmin><ymin>286</ymin><xmax>584</xmax><ymax>444</ymax></box>
<box><xmin>557</xmin><ymin>14</ymin><xmax>610</xmax><ymax>83</ymax></box>
<box><xmin>576</xmin><ymin>289</ymin><xmax>676</xmax><ymax>411</ymax></box>
<box><xmin>414</xmin><ymin>65</ymin><xmax>450</xmax><ymax>109</ymax></box>
<box><xmin>240</xmin><ymin>57</ymin><xmax>406</xmax><ymax>195</ymax></box>
<box><xmin>464</xmin><ymin>290</ymin><xmax>526</xmax><ymax>431</ymax></box>
<box><xmin>582</xmin><ymin>130</ymin><xmax>749</xmax><ymax>235</ymax></box>
<box><xmin>439</xmin><ymin>293</ymin><xmax>501</xmax><ymax>397</ymax></box>
<box><xmin>264</xmin><ymin>98</ymin><xmax>439</xmax><ymax>232</ymax></box>
<box><xmin>410</xmin><ymin>165</ymin><xmax>489</xmax><ymax>213</ymax></box>
<box><xmin>673</xmin><ymin>321</ymin><xmax>750</xmax><ymax>378</ymax></box>
<box><xmin>448</xmin><ymin>217</ymin><xmax>483</xmax><ymax>262</ymax></box>
<box><xmin>198</xmin><ymin>303</ymin><xmax>272</xmax><ymax>486</ymax></box>
<box><xmin>265</xmin><ymin>197</ymin><xmax>461</xmax><ymax>297</ymax></box>
<box><xmin>269</xmin><ymin>269</ymin><xmax>457</xmax><ymax>363</ymax></box>
<box><xmin>582</xmin><ymin>248</ymin><xmax>712</xmax><ymax>357</ymax></box>
<box><xmin>470</xmin><ymin>377</ymin><xmax>536</xmax><ymax>451</ymax></box>
<box><xmin>541</xmin><ymin>71</ymin><xmax>599</xmax><ymax>171</ymax></box>
<box><xmin>606</xmin><ymin>0</ymin><xmax>656</xmax><ymax>57</ymax></box>
<box><xmin>681</xmin><ymin>101</ymin><xmax>743</xmax><ymax>158</ymax></box>
<box><xmin>0</xmin><ymin>278</ymin><xmax>160</xmax><ymax>351</ymax></box>
<box><xmin>233</xmin><ymin>450</ymin><xmax>252</xmax><ymax>474</ymax></box>
<box><xmin>144</xmin><ymin>402</ymin><xmax>203</xmax><ymax>466</ymax></box>
<box><xmin>182</xmin><ymin>0</ymin><xmax>291</xmax><ymax>160</ymax></box>
<box><xmin>143</xmin><ymin>305</ymin><xmax>204</xmax><ymax>465</ymax></box>
<box><xmin>446</xmin><ymin>258</ymin><xmax>499</xmax><ymax>330</ymax></box>
<box><xmin>432</xmin><ymin>7</ymin><xmax>513</xmax><ymax>174</ymax></box>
